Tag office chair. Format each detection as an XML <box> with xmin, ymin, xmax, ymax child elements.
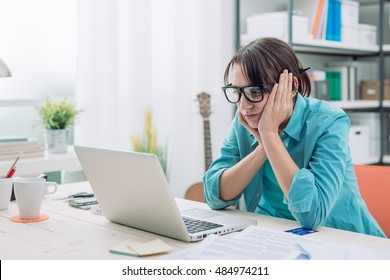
<box><xmin>184</xmin><ymin>182</ymin><xmax>205</xmax><ymax>203</ymax></box>
<box><xmin>354</xmin><ymin>165</ymin><xmax>390</xmax><ymax>237</ymax></box>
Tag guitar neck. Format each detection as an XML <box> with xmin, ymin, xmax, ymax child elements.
<box><xmin>203</xmin><ymin>119</ymin><xmax>212</xmax><ymax>171</ymax></box>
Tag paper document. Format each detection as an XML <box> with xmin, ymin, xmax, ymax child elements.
<box><xmin>347</xmin><ymin>242</ymin><xmax>390</xmax><ymax>260</ymax></box>
<box><xmin>165</xmin><ymin>226</ymin><xmax>314</xmax><ymax>260</ymax></box>
<box><xmin>163</xmin><ymin>225</ymin><xmax>352</xmax><ymax>260</ymax></box>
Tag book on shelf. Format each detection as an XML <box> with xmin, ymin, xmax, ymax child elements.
<box><xmin>0</xmin><ymin>136</ymin><xmax>29</xmax><ymax>143</ymax></box>
<box><xmin>294</xmin><ymin>0</ymin><xmax>324</xmax><ymax>39</ymax></box>
<box><xmin>325</xmin><ymin>65</ymin><xmax>354</xmax><ymax>101</ymax></box>
<box><xmin>0</xmin><ymin>138</ymin><xmax>44</xmax><ymax>161</ymax></box>
<box><xmin>312</xmin><ymin>0</ymin><xmax>325</xmax><ymax>38</ymax></box>
<box><xmin>0</xmin><ymin>148</ymin><xmax>45</xmax><ymax>161</ymax></box>
<box><xmin>325</xmin><ymin>62</ymin><xmax>360</xmax><ymax>101</ymax></box>
<box><xmin>307</xmin><ymin>69</ymin><xmax>329</xmax><ymax>101</ymax></box>
<box><xmin>296</xmin><ymin>0</ymin><xmax>343</xmax><ymax>42</ymax></box>
<box><xmin>0</xmin><ymin>138</ymin><xmax>42</xmax><ymax>152</ymax></box>
<box><xmin>326</xmin><ymin>0</ymin><xmax>341</xmax><ymax>42</ymax></box>
<box><xmin>326</xmin><ymin>71</ymin><xmax>342</xmax><ymax>101</ymax></box>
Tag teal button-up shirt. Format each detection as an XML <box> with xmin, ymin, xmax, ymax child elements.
<box><xmin>203</xmin><ymin>94</ymin><xmax>386</xmax><ymax>237</ymax></box>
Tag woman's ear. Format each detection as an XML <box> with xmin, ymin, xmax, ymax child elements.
<box><xmin>292</xmin><ymin>76</ymin><xmax>299</xmax><ymax>97</ymax></box>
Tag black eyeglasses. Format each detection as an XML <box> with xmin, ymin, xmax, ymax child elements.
<box><xmin>222</xmin><ymin>82</ymin><xmax>275</xmax><ymax>104</ymax></box>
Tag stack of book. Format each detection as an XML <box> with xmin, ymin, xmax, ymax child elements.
<box><xmin>295</xmin><ymin>0</ymin><xmax>342</xmax><ymax>42</ymax></box>
<box><xmin>0</xmin><ymin>137</ymin><xmax>45</xmax><ymax>161</ymax></box>
<box><xmin>308</xmin><ymin>61</ymin><xmax>363</xmax><ymax>102</ymax></box>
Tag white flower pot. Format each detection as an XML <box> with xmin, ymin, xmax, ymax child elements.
<box><xmin>44</xmin><ymin>129</ymin><xmax>68</xmax><ymax>153</ymax></box>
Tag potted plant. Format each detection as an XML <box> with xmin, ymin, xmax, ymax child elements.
<box><xmin>131</xmin><ymin>107</ymin><xmax>168</xmax><ymax>177</ymax></box>
<box><xmin>38</xmin><ymin>97</ymin><xmax>83</xmax><ymax>153</ymax></box>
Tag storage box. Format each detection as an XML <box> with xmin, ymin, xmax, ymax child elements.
<box><xmin>341</xmin><ymin>24</ymin><xmax>359</xmax><ymax>44</ymax></box>
<box><xmin>348</xmin><ymin>112</ymin><xmax>380</xmax><ymax>138</ymax></box>
<box><xmin>348</xmin><ymin>125</ymin><xmax>370</xmax><ymax>164</ymax></box>
<box><xmin>359</xmin><ymin>23</ymin><xmax>377</xmax><ymax>45</ymax></box>
<box><xmin>348</xmin><ymin>112</ymin><xmax>381</xmax><ymax>160</ymax></box>
<box><xmin>246</xmin><ymin>11</ymin><xmax>310</xmax><ymax>40</ymax></box>
<box><xmin>360</xmin><ymin>80</ymin><xmax>390</xmax><ymax>100</ymax></box>
<box><xmin>341</xmin><ymin>0</ymin><xmax>359</xmax><ymax>26</ymax></box>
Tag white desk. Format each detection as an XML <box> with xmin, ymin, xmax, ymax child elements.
<box><xmin>1</xmin><ymin>181</ymin><xmax>389</xmax><ymax>260</ymax></box>
<box><xmin>0</xmin><ymin>146</ymin><xmax>81</xmax><ymax>177</ymax></box>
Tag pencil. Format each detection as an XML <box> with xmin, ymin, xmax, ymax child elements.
<box><xmin>5</xmin><ymin>151</ymin><xmax>23</xmax><ymax>178</ymax></box>
<box><xmin>6</xmin><ymin>167</ymin><xmax>16</xmax><ymax>178</ymax></box>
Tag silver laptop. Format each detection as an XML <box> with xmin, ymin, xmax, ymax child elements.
<box><xmin>74</xmin><ymin>145</ymin><xmax>257</xmax><ymax>242</ymax></box>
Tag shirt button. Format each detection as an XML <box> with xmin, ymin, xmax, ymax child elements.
<box><xmin>284</xmin><ymin>142</ymin><xmax>288</xmax><ymax>147</ymax></box>
<box><xmin>281</xmin><ymin>132</ymin><xmax>285</xmax><ymax>136</ymax></box>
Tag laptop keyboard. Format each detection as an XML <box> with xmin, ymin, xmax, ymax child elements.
<box><xmin>183</xmin><ymin>216</ymin><xmax>224</xmax><ymax>234</ymax></box>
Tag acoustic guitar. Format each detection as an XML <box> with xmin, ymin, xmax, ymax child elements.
<box><xmin>184</xmin><ymin>92</ymin><xmax>212</xmax><ymax>202</ymax></box>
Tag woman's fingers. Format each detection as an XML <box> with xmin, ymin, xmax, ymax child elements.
<box><xmin>266</xmin><ymin>82</ymin><xmax>278</xmax><ymax>107</ymax></box>
<box><xmin>275</xmin><ymin>70</ymin><xmax>286</xmax><ymax>104</ymax></box>
<box><xmin>284</xmin><ymin>72</ymin><xmax>293</xmax><ymax>105</ymax></box>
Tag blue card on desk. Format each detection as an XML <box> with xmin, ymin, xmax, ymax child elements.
<box><xmin>285</xmin><ymin>227</ymin><xmax>318</xmax><ymax>236</ymax></box>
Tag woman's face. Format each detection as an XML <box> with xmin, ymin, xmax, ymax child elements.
<box><xmin>232</xmin><ymin>65</ymin><xmax>270</xmax><ymax>129</ymax></box>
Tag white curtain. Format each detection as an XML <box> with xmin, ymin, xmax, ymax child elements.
<box><xmin>75</xmin><ymin>0</ymin><xmax>235</xmax><ymax>197</ymax></box>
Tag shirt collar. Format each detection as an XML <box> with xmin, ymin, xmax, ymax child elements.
<box><xmin>283</xmin><ymin>93</ymin><xmax>305</xmax><ymax>141</ymax></box>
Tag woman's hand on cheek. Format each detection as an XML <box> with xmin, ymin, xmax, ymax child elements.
<box><xmin>238</xmin><ymin>111</ymin><xmax>262</xmax><ymax>144</ymax></box>
<box><xmin>259</xmin><ymin>70</ymin><xmax>293</xmax><ymax>135</ymax></box>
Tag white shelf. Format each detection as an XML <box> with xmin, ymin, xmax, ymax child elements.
<box><xmin>383</xmin><ymin>44</ymin><xmax>390</xmax><ymax>53</ymax></box>
<box><xmin>240</xmin><ymin>35</ymin><xmax>379</xmax><ymax>55</ymax></box>
<box><xmin>382</xmin><ymin>155</ymin><xmax>390</xmax><ymax>164</ymax></box>
<box><xmin>292</xmin><ymin>38</ymin><xmax>379</xmax><ymax>55</ymax></box>
<box><xmin>382</xmin><ymin>100</ymin><xmax>390</xmax><ymax>108</ymax></box>
<box><xmin>329</xmin><ymin>100</ymin><xmax>379</xmax><ymax>109</ymax></box>
<box><xmin>0</xmin><ymin>99</ymin><xmax>41</xmax><ymax>107</ymax></box>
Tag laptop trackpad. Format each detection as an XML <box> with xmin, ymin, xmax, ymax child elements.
<box><xmin>181</xmin><ymin>208</ymin><xmax>221</xmax><ymax>219</ymax></box>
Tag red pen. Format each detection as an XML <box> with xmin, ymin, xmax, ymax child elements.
<box><xmin>6</xmin><ymin>168</ymin><xmax>16</xmax><ymax>178</ymax></box>
<box><xmin>5</xmin><ymin>151</ymin><xmax>23</xmax><ymax>178</ymax></box>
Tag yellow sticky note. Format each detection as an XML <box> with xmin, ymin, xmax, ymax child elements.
<box><xmin>109</xmin><ymin>239</ymin><xmax>172</xmax><ymax>257</ymax></box>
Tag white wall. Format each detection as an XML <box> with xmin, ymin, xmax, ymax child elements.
<box><xmin>0</xmin><ymin>0</ymin><xmax>77</xmax><ymax>140</ymax></box>
<box><xmin>1</xmin><ymin>0</ymin><xmax>236</xmax><ymax>198</ymax></box>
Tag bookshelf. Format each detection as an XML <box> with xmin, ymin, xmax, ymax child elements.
<box><xmin>236</xmin><ymin>0</ymin><xmax>389</xmax><ymax>165</ymax></box>
<box><xmin>240</xmin><ymin>36</ymin><xmax>380</xmax><ymax>55</ymax></box>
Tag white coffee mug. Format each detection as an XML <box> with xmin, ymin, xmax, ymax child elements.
<box><xmin>0</xmin><ymin>177</ymin><xmax>13</xmax><ymax>210</ymax></box>
<box><xmin>13</xmin><ymin>177</ymin><xmax>58</xmax><ymax>220</ymax></box>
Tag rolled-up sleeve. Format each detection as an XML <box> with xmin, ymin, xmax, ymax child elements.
<box><xmin>203</xmin><ymin>117</ymin><xmax>243</xmax><ymax>209</ymax></box>
<box><xmin>286</xmin><ymin>114</ymin><xmax>349</xmax><ymax>229</ymax></box>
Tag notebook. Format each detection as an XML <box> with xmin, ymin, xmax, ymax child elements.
<box><xmin>74</xmin><ymin>145</ymin><xmax>257</xmax><ymax>242</ymax></box>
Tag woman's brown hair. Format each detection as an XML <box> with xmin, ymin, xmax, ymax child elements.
<box><xmin>224</xmin><ymin>37</ymin><xmax>311</xmax><ymax>97</ymax></box>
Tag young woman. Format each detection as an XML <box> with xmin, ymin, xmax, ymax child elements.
<box><xmin>203</xmin><ymin>37</ymin><xmax>386</xmax><ymax>237</ymax></box>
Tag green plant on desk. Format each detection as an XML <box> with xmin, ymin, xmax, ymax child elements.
<box><xmin>38</xmin><ymin>97</ymin><xmax>83</xmax><ymax>130</ymax></box>
<box><xmin>38</xmin><ymin>97</ymin><xmax>83</xmax><ymax>153</ymax></box>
